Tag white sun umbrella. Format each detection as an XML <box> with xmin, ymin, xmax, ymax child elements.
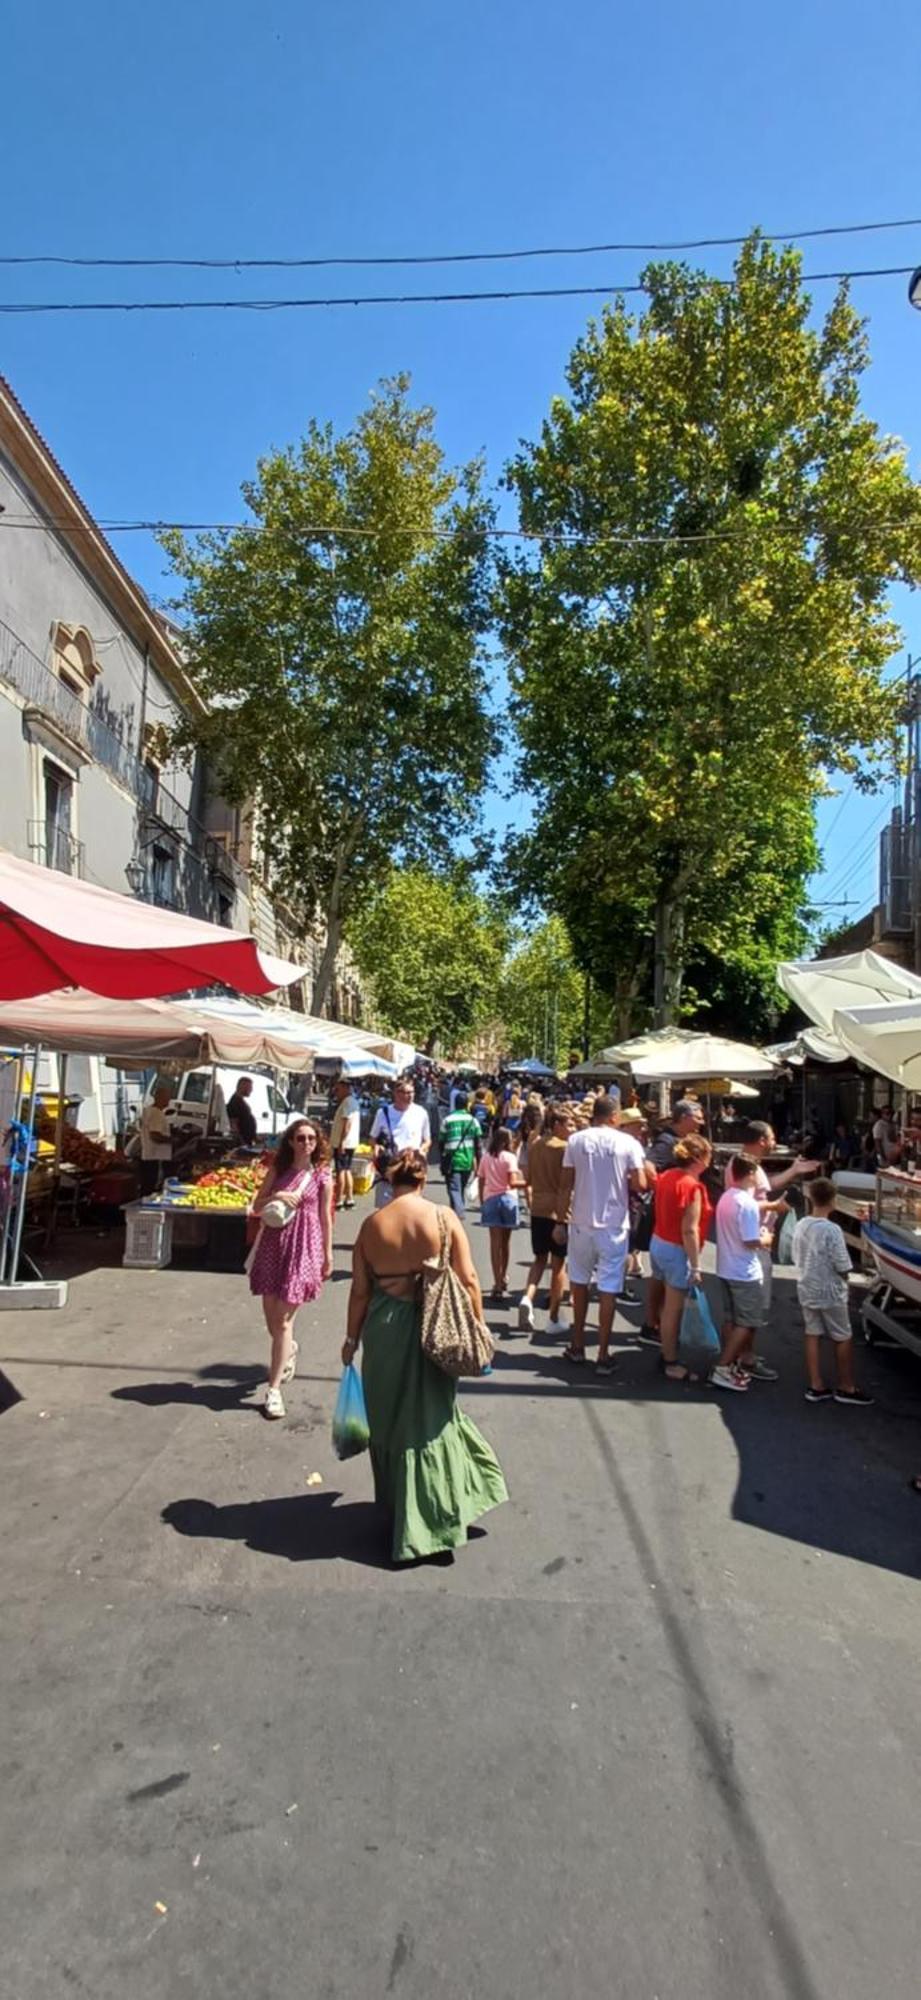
<box><xmin>832</xmin><ymin>1001</ymin><xmax>921</xmax><ymax>1090</ymax></box>
<box><xmin>599</xmin><ymin>1028</ymin><xmax>698</xmax><ymax>1066</ymax></box>
<box><xmin>777</xmin><ymin>950</ymin><xmax>921</xmax><ymax>1038</ymax></box>
<box><xmin>632</xmin><ymin>1034</ymin><xmax>777</xmax><ymax>1083</ymax></box>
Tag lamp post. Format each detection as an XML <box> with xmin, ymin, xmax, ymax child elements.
<box><xmin>909</xmin><ymin>268</ymin><xmax>921</xmax><ymax>311</ymax></box>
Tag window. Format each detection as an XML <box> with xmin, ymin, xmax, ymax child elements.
<box><xmin>44</xmin><ymin>760</ymin><xmax>74</xmax><ymax>872</ymax></box>
<box><xmin>216</xmin><ymin>891</ymin><xmax>233</xmax><ymax>928</ymax></box>
<box><xmin>51</xmin><ymin>623</ymin><xmax>102</xmax><ymax>698</ymax></box>
<box><xmin>150</xmin><ymin>842</ymin><xmax>176</xmax><ymax>908</ymax></box>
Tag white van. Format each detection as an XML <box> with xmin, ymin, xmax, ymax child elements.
<box><xmin>148</xmin><ymin>1067</ymin><xmax>292</xmax><ymax>1142</ymax></box>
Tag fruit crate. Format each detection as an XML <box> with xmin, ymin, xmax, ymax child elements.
<box><xmin>123</xmin><ymin>1203</ymin><xmax>173</xmax><ymax>1269</ymax></box>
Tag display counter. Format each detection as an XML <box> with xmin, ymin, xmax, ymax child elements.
<box><xmin>122</xmin><ymin>1158</ymin><xmax>267</xmax><ymax>1270</ymax></box>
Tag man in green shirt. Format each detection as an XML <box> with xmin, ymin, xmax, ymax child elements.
<box><xmin>439</xmin><ymin>1094</ymin><xmax>483</xmax><ymax>1218</ymax></box>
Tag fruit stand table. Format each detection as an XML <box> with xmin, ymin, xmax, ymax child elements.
<box><xmin>122</xmin><ymin>1161</ymin><xmax>266</xmax><ymax>1270</ymax></box>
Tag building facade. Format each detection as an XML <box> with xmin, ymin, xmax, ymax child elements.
<box><xmin>0</xmin><ymin>375</ymin><xmax>362</xmax><ymax>1021</ymax></box>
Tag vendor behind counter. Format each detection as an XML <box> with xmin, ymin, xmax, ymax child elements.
<box><xmin>138</xmin><ymin>1086</ymin><xmax>173</xmax><ymax>1195</ymax></box>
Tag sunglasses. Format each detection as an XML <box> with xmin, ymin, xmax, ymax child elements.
<box><xmin>295</xmin><ymin>1131</ymin><xmax>317</xmax><ymax>1144</ymax></box>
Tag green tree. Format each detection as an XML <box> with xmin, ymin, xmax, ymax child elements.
<box><xmin>500</xmin><ymin>236</ymin><xmax>921</xmax><ymax>1025</ymax></box>
<box><xmin>494</xmin><ymin>916</ymin><xmax>586</xmax><ymax>1069</ymax></box>
<box><xmin>347</xmin><ymin>866</ymin><xmax>507</xmax><ymax>1052</ymax></box>
<box><xmin>161</xmin><ymin>377</ymin><xmax>495</xmax><ymax>1014</ymax></box>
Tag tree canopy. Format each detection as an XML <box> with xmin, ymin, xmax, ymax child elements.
<box><xmin>162</xmin><ymin>377</ymin><xmax>495</xmax><ymax>1013</ymax></box>
<box><xmin>494</xmin><ymin>916</ymin><xmax>587</xmax><ymax>1069</ymax></box>
<box><xmin>347</xmin><ymin>865</ymin><xmax>507</xmax><ymax>1052</ymax></box>
<box><xmin>499</xmin><ymin>236</ymin><xmax>921</xmax><ymax>1026</ymax></box>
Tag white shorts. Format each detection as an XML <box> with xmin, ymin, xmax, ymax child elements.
<box><xmin>568</xmin><ymin>1224</ymin><xmax>628</xmax><ymax>1295</ymax></box>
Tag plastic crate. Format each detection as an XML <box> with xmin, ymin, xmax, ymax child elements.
<box><xmin>122</xmin><ymin>1203</ymin><xmax>173</xmax><ymax>1269</ymax></box>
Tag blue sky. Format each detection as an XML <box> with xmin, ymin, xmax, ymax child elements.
<box><xmin>5</xmin><ymin>0</ymin><xmax>921</xmax><ymax>923</ymax></box>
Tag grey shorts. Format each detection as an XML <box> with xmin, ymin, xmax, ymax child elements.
<box><xmin>802</xmin><ymin>1302</ymin><xmax>852</xmax><ymax>1342</ymax></box>
<box><xmin>719</xmin><ymin>1276</ymin><xmax>764</xmax><ymax>1329</ymax></box>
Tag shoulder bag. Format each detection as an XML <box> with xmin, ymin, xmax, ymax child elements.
<box><xmin>420</xmin><ymin>1209</ymin><xmax>495</xmax><ymax>1378</ymax></box>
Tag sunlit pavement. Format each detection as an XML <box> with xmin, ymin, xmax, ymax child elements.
<box><xmin>3</xmin><ymin>1187</ymin><xmax>921</xmax><ymax>1999</ymax></box>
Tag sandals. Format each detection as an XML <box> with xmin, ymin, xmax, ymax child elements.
<box><xmin>562</xmin><ymin>1345</ymin><xmax>586</xmax><ymax>1365</ymax></box>
<box><xmin>595</xmin><ymin>1359</ymin><xmax>616</xmax><ymax>1378</ymax></box>
<box><xmin>657</xmin><ymin>1357</ymin><xmax>689</xmax><ymax>1382</ymax></box>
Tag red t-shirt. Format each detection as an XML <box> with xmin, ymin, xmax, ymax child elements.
<box><xmin>653</xmin><ymin>1167</ymin><xmax>712</xmax><ymax>1246</ymax></box>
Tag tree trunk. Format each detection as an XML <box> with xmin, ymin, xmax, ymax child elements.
<box><xmin>653</xmin><ymin>893</ymin><xmax>686</xmax><ymax>1027</ymax></box>
<box><xmin>310</xmin><ymin>907</ymin><xmax>342</xmax><ymax>1017</ymax></box>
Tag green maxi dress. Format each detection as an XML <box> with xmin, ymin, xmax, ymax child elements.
<box><xmin>361</xmin><ymin>1287</ymin><xmax>508</xmax><ymax>1563</ymax></box>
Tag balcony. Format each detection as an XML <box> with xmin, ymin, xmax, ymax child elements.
<box><xmin>27</xmin><ymin>820</ymin><xmax>84</xmax><ymax>877</ymax></box>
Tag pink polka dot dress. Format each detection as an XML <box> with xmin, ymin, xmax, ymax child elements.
<box><xmin>248</xmin><ymin>1165</ymin><xmax>331</xmax><ymax>1307</ymax></box>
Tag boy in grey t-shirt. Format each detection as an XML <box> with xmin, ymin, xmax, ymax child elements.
<box><xmin>792</xmin><ymin>1178</ymin><xmax>873</xmax><ymax>1406</ymax></box>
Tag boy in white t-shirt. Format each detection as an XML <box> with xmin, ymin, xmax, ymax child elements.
<box><xmin>792</xmin><ymin>1178</ymin><xmax>873</xmax><ymax>1406</ymax></box>
<box><xmin>713</xmin><ymin>1155</ymin><xmax>766</xmax><ymax>1393</ymax></box>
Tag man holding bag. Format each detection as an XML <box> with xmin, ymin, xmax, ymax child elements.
<box><xmin>438</xmin><ymin>1091</ymin><xmax>483</xmax><ymax>1219</ymax></box>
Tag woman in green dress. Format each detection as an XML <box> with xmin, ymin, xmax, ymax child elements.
<box><xmin>342</xmin><ymin>1148</ymin><xmax>508</xmax><ymax>1563</ymax></box>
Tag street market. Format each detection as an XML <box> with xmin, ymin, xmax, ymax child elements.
<box><xmin>6</xmin><ymin>19</ymin><xmax>921</xmax><ymax>1990</ymax></box>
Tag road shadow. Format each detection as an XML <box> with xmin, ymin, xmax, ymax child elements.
<box><xmin>161</xmin><ymin>1492</ymin><xmax>394</xmax><ymax>1570</ymax></box>
<box><xmin>112</xmin><ymin>1378</ymin><xmax>263</xmax><ymax>1412</ymax></box>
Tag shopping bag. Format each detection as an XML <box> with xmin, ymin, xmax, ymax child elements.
<box><xmin>776</xmin><ymin>1209</ymin><xmax>797</xmax><ymax>1267</ymax></box>
<box><xmin>678</xmin><ymin>1285</ymin><xmax>721</xmax><ymax>1364</ymax></box>
<box><xmin>464</xmin><ymin>1171</ymin><xmax>480</xmax><ymax>1209</ymax></box>
<box><xmin>331</xmin><ymin>1362</ymin><xmax>370</xmax><ymax>1460</ymax></box>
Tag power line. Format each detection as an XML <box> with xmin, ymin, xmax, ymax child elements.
<box><xmin>3</xmin><ymin>215</ymin><xmax>920</xmax><ymax>271</ymax></box>
<box><xmin>0</xmin><ymin>265</ymin><xmax>913</xmax><ymax>314</ymax></box>
<box><xmin>0</xmin><ymin>512</ymin><xmax>914</xmax><ymax>549</ymax></box>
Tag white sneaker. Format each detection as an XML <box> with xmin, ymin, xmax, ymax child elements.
<box><xmin>710</xmin><ymin>1365</ymin><xmax>750</xmax><ymax>1394</ymax></box>
<box><xmin>517</xmin><ymin>1297</ymin><xmax>535</xmax><ymax>1331</ymax></box>
<box><xmin>280</xmin><ymin>1340</ymin><xmax>299</xmax><ymax>1385</ymax></box>
<box><xmin>546</xmin><ymin>1316</ymin><xmax>568</xmax><ymax>1335</ymax></box>
<box><xmin>263</xmin><ymin>1386</ymin><xmax>286</xmax><ymax>1419</ymax></box>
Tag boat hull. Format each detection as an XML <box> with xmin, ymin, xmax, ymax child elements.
<box><xmin>863</xmin><ymin>1219</ymin><xmax>921</xmax><ymax>1306</ymax></box>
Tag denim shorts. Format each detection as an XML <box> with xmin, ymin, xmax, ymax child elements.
<box><xmin>482</xmin><ymin>1193</ymin><xmax>518</xmax><ymax>1229</ymax></box>
<box><xmin>649</xmin><ymin>1233</ymin><xmax>692</xmax><ymax>1292</ymax></box>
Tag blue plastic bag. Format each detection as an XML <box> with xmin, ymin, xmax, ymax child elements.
<box><xmin>331</xmin><ymin>1362</ymin><xmax>370</xmax><ymax>1460</ymax></box>
<box><xmin>678</xmin><ymin>1285</ymin><xmax>721</xmax><ymax>1364</ymax></box>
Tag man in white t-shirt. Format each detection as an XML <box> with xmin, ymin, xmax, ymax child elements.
<box><xmin>558</xmin><ymin>1097</ymin><xmax>647</xmax><ymax>1374</ymax></box>
<box><xmin>370</xmin><ymin>1079</ymin><xmax>432</xmax><ymax>1209</ymax></box>
<box><xmin>139</xmin><ymin>1086</ymin><xmax>173</xmax><ymax>1196</ymax></box>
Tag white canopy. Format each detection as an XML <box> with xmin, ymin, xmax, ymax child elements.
<box><xmin>765</xmin><ymin>1029</ymin><xmax>848</xmax><ymax>1067</ymax></box>
<box><xmin>632</xmin><ymin>1034</ymin><xmax>777</xmax><ymax>1083</ymax></box>
<box><xmin>0</xmin><ymin>989</ymin><xmax>399</xmax><ymax>1076</ymax></box>
<box><xmin>777</xmin><ymin>951</ymin><xmax>921</xmax><ymax>1036</ymax></box>
<box><xmin>832</xmin><ymin>1002</ymin><xmax>921</xmax><ymax>1090</ymax></box>
<box><xmin>599</xmin><ymin>1029</ymin><xmax>698</xmax><ymax>1066</ymax></box>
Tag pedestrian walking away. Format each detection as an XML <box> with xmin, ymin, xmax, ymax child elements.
<box><xmin>518</xmin><ymin>1105</ymin><xmax>574</xmax><ymax>1333</ymax></box>
<box><xmin>477</xmin><ymin>1125</ymin><xmax>525</xmax><ymax>1300</ymax></box>
<box><xmin>557</xmin><ymin>1096</ymin><xmax>647</xmax><ymax>1375</ymax></box>
<box><xmin>370</xmin><ymin>1078</ymin><xmax>432</xmax><ymax>1209</ymax></box>
<box><xmin>793</xmin><ymin>1177</ymin><xmax>873</xmax><ymax>1405</ymax></box>
<box><xmin>248</xmin><ymin>1118</ymin><xmax>334</xmax><ymax>1419</ymax></box>
<box><xmin>343</xmin><ymin>1148</ymin><xmax>508</xmax><ymax>1563</ymax></box>
<box><xmin>648</xmin><ymin>1134</ymin><xmax>713</xmax><ymax>1381</ymax></box>
<box><xmin>329</xmin><ymin>1076</ymin><xmax>361</xmax><ymax>1209</ymax></box>
<box><xmin>438</xmin><ymin>1091</ymin><xmax>482</xmax><ymax>1218</ymax></box>
<box><xmin>639</xmin><ymin>1098</ymin><xmax>704</xmax><ymax>1344</ymax></box>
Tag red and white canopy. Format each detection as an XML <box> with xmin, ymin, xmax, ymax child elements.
<box><xmin>0</xmin><ymin>848</ymin><xmax>304</xmax><ymax>1001</ymax></box>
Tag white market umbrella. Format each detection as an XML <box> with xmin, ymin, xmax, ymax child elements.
<box><xmin>832</xmin><ymin>1001</ymin><xmax>921</xmax><ymax>1090</ymax></box>
<box><xmin>599</xmin><ymin>1028</ymin><xmax>698</xmax><ymax>1066</ymax></box>
<box><xmin>632</xmin><ymin>1034</ymin><xmax>777</xmax><ymax>1083</ymax></box>
<box><xmin>777</xmin><ymin>950</ymin><xmax>921</xmax><ymax>1037</ymax></box>
<box><xmin>185</xmin><ymin>996</ymin><xmax>406</xmax><ymax>1069</ymax></box>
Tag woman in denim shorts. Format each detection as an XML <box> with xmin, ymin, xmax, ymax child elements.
<box><xmin>477</xmin><ymin>1125</ymin><xmax>524</xmax><ymax>1300</ymax></box>
<box><xmin>648</xmin><ymin>1136</ymin><xmax>713</xmax><ymax>1381</ymax></box>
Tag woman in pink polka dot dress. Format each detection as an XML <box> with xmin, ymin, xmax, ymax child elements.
<box><xmin>249</xmin><ymin>1118</ymin><xmax>334</xmax><ymax>1420</ymax></box>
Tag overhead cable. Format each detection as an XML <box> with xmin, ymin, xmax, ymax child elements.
<box><xmin>2</xmin><ymin>215</ymin><xmax>920</xmax><ymax>270</ymax></box>
<box><xmin>0</xmin><ymin>265</ymin><xmax>914</xmax><ymax>314</ymax></box>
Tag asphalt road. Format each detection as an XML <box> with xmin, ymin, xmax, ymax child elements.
<box><xmin>3</xmin><ymin>1182</ymin><xmax>921</xmax><ymax>1999</ymax></box>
